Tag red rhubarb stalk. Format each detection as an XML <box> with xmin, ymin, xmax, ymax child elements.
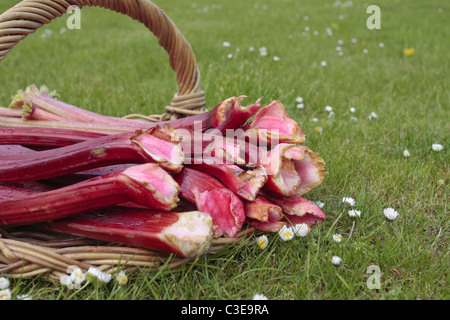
<box><xmin>0</xmin><ymin>126</ymin><xmax>184</xmax><ymax>182</ymax></box>
<box><xmin>261</xmin><ymin>193</ymin><xmax>326</xmax><ymax>227</ymax></box>
<box><xmin>187</xmin><ymin>158</ymin><xmax>267</xmax><ymax>201</ymax></box>
<box><xmin>240</xmin><ymin>100</ymin><xmax>305</xmax><ymax>145</ymax></box>
<box><xmin>0</xmin><ymin>163</ymin><xmax>179</xmax><ymax>226</ymax></box>
<box><xmin>172</xmin><ymin>167</ymin><xmax>245</xmax><ymax>238</ymax></box>
<box><xmin>8</xmin><ymin>86</ymin><xmax>260</xmax><ymax>135</ymax></box>
<box><xmin>0</xmin><ymin>126</ymin><xmax>106</xmax><ymax>147</ymax></box>
<box><xmin>43</xmin><ymin>207</ymin><xmax>213</xmax><ymax>258</ymax></box>
<box><xmin>244</xmin><ymin>196</ymin><xmax>285</xmax><ymax>232</ymax></box>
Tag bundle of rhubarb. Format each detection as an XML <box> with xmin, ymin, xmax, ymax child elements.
<box><xmin>0</xmin><ymin>85</ymin><xmax>326</xmax><ymax>266</ymax></box>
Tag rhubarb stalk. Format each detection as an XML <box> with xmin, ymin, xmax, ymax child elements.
<box><xmin>0</xmin><ymin>126</ymin><xmax>184</xmax><ymax>182</ymax></box>
<box><xmin>43</xmin><ymin>207</ymin><xmax>213</xmax><ymax>258</ymax></box>
<box><xmin>172</xmin><ymin>168</ymin><xmax>245</xmax><ymax>237</ymax></box>
<box><xmin>0</xmin><ymin>163</ymin><xmax>180</xmax><ymax>226</ymax></box>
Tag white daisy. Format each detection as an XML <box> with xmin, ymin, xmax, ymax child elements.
<box><xmin>0</xmin><ymin>277</ymin><xmax>9</xmax><ymax>290</ymax></box>
<box><xmin>278</xmin><ymin>225</ymin><xmax>295</xmax><ymax>241</ymax></box>
<box><xmin>348</xmin><ymin>210</ymin><xmax>361</xmax><ymax>218</ymax></box>
<box><xmin>368</xmin><ymin>111</ymin><xmax>378</xmax><ymax>120</ymax></box>
<box><xmin>296</xmin><ymin>103</ymin><xmax>304</xmax><ymax>109</ymax></box>
<box><xmin>383</xmin><ymin>208</ymin><xmax>399</xmax><ymax>221</ymax></box>
<box><xmin>332</xmin><ymin>234</ymin><xmax>343</xmax><ymax>243</ymax></box>
<box><xmin>437</xmin><ymin>179</ymin><xmax>444</xmax><ymax>185</ymax></box>
<box><xmin>253</xmin><ymin>293</ymin><xmax>269</xmax><ymax>300</ymax></box>
<box><xmin>227</xmin><ymin>53</ymin><xmax>233</xmax><ymax>59</ymax></box>
<box><xmin>222</xmin><ymin>41</ymin><xmax>231</xmax><ymax>47</ymax></box>
<box><xmin>273</xmin><ymin>56</ymin><xmax>280</xmax><ymax>62</ymax></box>
<box><xmin>60</xmin><ymin>275</ymin><xmax>74</xmax><ymax>289</ymax></box>
<box><xmin>325</xmin><ymin>105</ymin><xmax>333</xmax><ymax>112</ymax></box>
<box><xmin>116</xmin><ymin>271</ymin><xmax>128</xmax><ymax>286</ymax></box>
<box><xmin>0</xmin><ymin>289</ymin><xmax>11</xmax><ymax>300</ymax></box>
<box><xmin>403</xmin><ymin>150</ymin><xmax>410</xmax><ymax>157</ymax></box>
<box><xmin>294</xmin><ymin>223</ymin><xmax>309</xmax><ymax>237</ymax></box>
<box><xmin>315</xmin><ymin>201</ymin><xmax>325</xmax><ymax>209</ymax></box>
<box><xmin>432</xmin><ymin>144</ymin><xmax>444</xmax><ymax>152</ymax></box>
<box><xmin>257</xmin><ymin>235</ymin><xmax>269</xmax><ymax>249</ymax></box>
<box><xmin>350</xmin><ymin>107</ymin><xmax>356</xmax><ymax>113</ymax></box>
<box><xmin>321</xmin><ymin>61</ymin><xmax>327</xmax><ymax>67</ymax></box>
<box><xmin>70</xmin><ymin>267</ymin><xmax>86</xmax><ymax>288</ymax></box>
<box><xmin>296</xmin><ymin>97</ymin><xmax>303</xmax><ymax>103</ymax></box>
<box><xmin>342</xmin><ymin>197</ymin><xmax>356</xmax><ymax>206</ymax></box>
<box><xmin>331</xmin><ymin>256</ymin><xmax>342</xmax><ymax>265</ymax></box>
<box><xmin>87</xmin><ymin>267</ymin><xmax>112</xmax><ymax>283</ymax></box>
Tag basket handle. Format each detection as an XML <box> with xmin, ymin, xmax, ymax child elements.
<box><xmin>0</xmin><ymin>0</ymin><xmax>206</xmax><ymax>121</ymax></box>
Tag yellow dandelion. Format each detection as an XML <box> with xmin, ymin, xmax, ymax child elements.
<box><xmin>331</xmin><ymin>23</ymin><xmax>339</xmax><ymax>29</ymax></box>
<box><xmin>404</xmin><ymin>48</ymin><xmax>415</xmax><ymax>56</ymax></box>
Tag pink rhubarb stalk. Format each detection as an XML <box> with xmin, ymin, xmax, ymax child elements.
<box><xmin>187</xmin><ymin>158</ymin><xmax>267</xmax><ymax>201</ymax></box>
<box><xmin>43</xmin><ymin>207</ymin><xmax>213</xmax><ymax>258</ymax></box>
<box><xmin>244</xmin><ymin>197</ymin><xmax>286</xmax><ymax>232</ymax></box>
<box><xmin>262</xmin><ymin>193</ymin><xmax>326</xmax><ymax>227</ymax></box>
<box><xmin>0</xmin><ymin>126</ymin><xmax>184</xmax><ymax>182</ymax></box>
<box><xmin>204</xmin><ymin>138</ymin><xmax>302</xmax><ymax>196</ymax></box>
<box><xmin>283</xmin><ymin>145</ymin><xmax>327</xmax><ymax>195</ymax></box>
<box><xmin>0</xmin><ymin>163</ymin><xmax>179</xmax><ymax>226</ymax></box>
<box><xmin>240</xmin><ymin>100</ymin><xmax>305</xmax><ymax>145</ymax></box>
<box><xmin>172</xmin><ymin>167</ymin><xmax>245</xmax><ymax>238</ymax></box>
<box><xmin>8</xmin><ymin>86</ymin><xmax>260</xmax><ymax>135</ymax></box>
<box><xmin>0</xmin><ymin>126</ymin><xmax>106</xmax><ymax>147</ymax></box>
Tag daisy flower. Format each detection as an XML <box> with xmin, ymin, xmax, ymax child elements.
<box><xmin>253</xmin><ymin>293</ymin><xmax>269</xmax><ymax>300</ymax></box>
<box><xmin>222</xmin><ymin>41</ymin><xmax>231</xmax><ymax>47</ymax></box>
<box><xmin>321</xmin><ymin>61</ymin><xmax>327</xmax><ymax>67</ymax></box>
<box><xmin>87</xmin><ymin>267</ymin><xmax>112</xmax><ymax>284</ymax></box>
<box><xmin>331</xmin><ymin>256</ymin><xmax>342</xmax><ymax>265</ymax></box>
<box><xmin>312</xmin><ymin>117</ymin><xmax>319</xmax><ymax>122</ymax></box>
<box><xmin>350</xmin><ymin>107</ymin><xmax>356</xmax><ymax>113</ymax></box>
<box><xmin>227</xmin><ymin>53</ymin><xmax>233</xmax><ymax>59</ymax></box>
<box><xmin>257</xmin><ymin>235</ymin><xmax>269</xmax><ymax>249</ymax></box>
<box><xmin>315</xmin><ymin>201</ymin><xmax>325</xmax><ymax>209</ymax></box>
<box><xmin>294</xmin><ymin>223</ymin><xmax>309</xmax><ymax>237</ymax></box>
<box><xmin>383</xmin><ymin>208</ymin><xmax>399</xmax><ymax>221</ymax></box>
<box><xmin>348</xmin><ymin>210</ymin><xmax>361</xmax><ymax>218</ymax></box>
<box><xmin>296</xmin><ymin>103</ymin><xmax>304</xmax><ymax>109</ymax></box>
<box><xmin>70</xmin><ymin>267</ymin><xmax>86</xmax><ymax>288</ymax></box>
<box><xmin>315</xmin><ymin>127</ymin><xmax>323</xmax><ymax>134</ymax></box>
<box><xmin>403</xmin><ymin>149</ymin><xmax>410</xmax><ymax>157</ymax></box>
<box><xmin>437</xmin><ymin>179</ymin><xmax>444</xmax><ymax>185</ymax></box>
<box><xmin>116</xmin><ymin>271</ymin><xmax>128</xmax><ymax>286</ymax></box>
<box><xmin>0</xmin><ymin>289</ymin><xmax>11</xmax><ymax>300</ymax></box>
<box><xmin>432</xmin><ymin>144</ymin><xmax>444</xmax><ymax>152</ymax></box>
<box><xmin>332</xmin><ymin>234</ymin><xmax>343</xmax><ymax>243</ymax></box>
<box><xmin>325</xmin><ymin>105</ymin><xmax>333</xmax><ymax>112</ymax></box>
<box><xmin>296</xmin><ymin>97</ymin><xmax>303</xmax><ymax>103</ymax></box>
<box><xmin>351</xmin><ymin>116</ymin><xmax>358</xmax><ymax>121</ymax></box>
<box><xmin>273</xmin><ymin>56</ymin><xmax>280</xmax><ymax>62</ymax></box>
<box><xmin>60</xmin><ymin>275</ymin><xmax>74</xmax><ymax>289</ymax></box>
<box><xmin>342</xmin><ymin>197</ymin><xmax>356</xmax><ymax>206</ymax></box>
<box><xmin>278</xmin><ymin>225</ymin><xmax>295</xmax><ymax>241</ymax></box>
<box><xmin>0</xmin><ymin>277</ymin><xmax>9</xmax><ymax>290</ymax></box>
<box><xmin>16</xmin><ymin>294</ymin><xmax>32</xmax><ymax>300</ymax></box>
<box><xmin>368</xmin><ymin>111</ymin><xmax>378</xmax><ymax>120</ymax></box>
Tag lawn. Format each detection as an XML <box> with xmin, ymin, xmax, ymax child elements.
<box><xmin>0</xmin><ymin>0</ymin><xmax>448</xmax><ymax>300</ymax></box>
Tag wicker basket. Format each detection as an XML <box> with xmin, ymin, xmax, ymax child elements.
<box><xmin>0</xmin><ymin>0</ymin><xmax>258</xmax><ymax>281</ymax></box>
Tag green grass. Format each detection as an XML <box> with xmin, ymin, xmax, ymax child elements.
<box><xmin>0</xmin><ymin>0</ymin><xmax>448</xmax><ymax>300</ymax></box>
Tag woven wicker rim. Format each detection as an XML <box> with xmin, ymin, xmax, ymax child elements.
<box><xmin>0</xmin><ymin>0</ymin><xmax>207</xmax><ymax>121</ymax></box>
